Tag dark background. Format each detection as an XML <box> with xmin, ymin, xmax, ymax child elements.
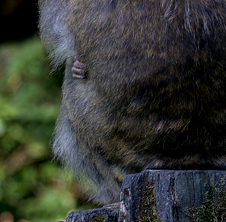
<box><xmin>0</xmin><ymin>0</ymin><xmax>38</xmax><ymax>42</ymax></box>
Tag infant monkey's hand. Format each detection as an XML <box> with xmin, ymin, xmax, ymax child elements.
<box><xmin>71</xmin><ymin>56</ymin><xmax>86</xmax><ymax>79</ymax></box>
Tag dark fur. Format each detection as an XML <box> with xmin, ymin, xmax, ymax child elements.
<box><xmin>39</xmin><ymin>0</ymin><xmax>226</xmax><ymax>204</ymax></box>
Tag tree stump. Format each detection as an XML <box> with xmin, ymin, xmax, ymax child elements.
<box><xmin>65</xmin><ymin>204</ymin><xmax>119</xmax><ymax>222</ymax></box>
<box><xmin>63</xmin><ymin>170</ymin><xmax>226</xmax><ymax>222</ymax></box>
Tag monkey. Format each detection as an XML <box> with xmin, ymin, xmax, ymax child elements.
<box><xmin>39</xmin><ymin>0</ymin><xmax>226</xmax><ymax>204</ymax></box>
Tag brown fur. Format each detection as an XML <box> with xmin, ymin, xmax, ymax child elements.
<box><xmin>39</xmin><ymin>0</ymin><xmax>226</xmax><ymax>204</ymax></box>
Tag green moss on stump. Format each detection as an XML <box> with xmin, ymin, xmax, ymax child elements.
<box><xmin>90</xmin><ymin>215</ymin><xmax>105</xmax><ymax>222</ymax></box>
<box><xmin>185</xmin><ymin>179</ymin><xmax>226</xmax><ymax>222</ymax></box>
<box><xmin>138</xmin><ymin>181</ymin><xmax>161</xmax><ymax>222</ymax></box>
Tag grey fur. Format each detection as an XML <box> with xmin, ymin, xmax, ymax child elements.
<box><xmin>39</xmin><ymin>0</ymin><xmax>226</xmax><ymax>204</ymax></box>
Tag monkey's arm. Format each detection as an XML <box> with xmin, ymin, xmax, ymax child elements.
<box><xmin>39</xmin><ymin>0</ymin><xmax>77</xmax><ymax>70</ymax></box>
<box><xmin>72</xmin><ymin>56</ymin><xmax>86</xmax><ymax>79</ymax></box>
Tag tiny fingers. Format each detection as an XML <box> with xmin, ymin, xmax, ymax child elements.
<box><xmin>71</xmin><ymin>67</ymin><xmax>86</xmax><ymax>79</ymax></box>
<box><xmin>72</xmin><ymin>73</ymin><xmax>87</xmax><ymax>79</ymax></box>
<box><xmin>72</xmin><ymin>56</ymin><xmax>87</xmax><ymax>79</ymax></box>
<box><xmin>74</xmin><ymin>60</ymin><xmax>85</xmax><ymax>69</ymax></box>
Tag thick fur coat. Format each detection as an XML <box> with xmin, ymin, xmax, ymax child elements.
<box><xmin>39</xmin><ymin>0</ymin><xmax>226</xmax><ymax>204</ymax></box>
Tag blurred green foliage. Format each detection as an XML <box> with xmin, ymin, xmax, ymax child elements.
<box><xmin>0</xmin><ymin>37</ymin><xmax>93</xmax><ymax>222</ymax></box>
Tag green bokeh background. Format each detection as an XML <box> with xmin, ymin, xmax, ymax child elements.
<box><xmin>0</xmin><ymin>37</ymin><xmax>94</xmax><ymax>222</ymax></box>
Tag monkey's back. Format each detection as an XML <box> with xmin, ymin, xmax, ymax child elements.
<box><xmin>68</xmin><ymin>0</ymin><xmax>226</xmax><ymax>169</ymax></box>
<box><xmin>40</xmin><ymin>0</ymin><xmax>226</xmax><ymax>204</ymax></box>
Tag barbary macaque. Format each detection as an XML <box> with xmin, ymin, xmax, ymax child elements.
<box><xmin>39</xmin><ymin>0</ymin><xmax>226</xmax><ymax>204</ymax></box>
